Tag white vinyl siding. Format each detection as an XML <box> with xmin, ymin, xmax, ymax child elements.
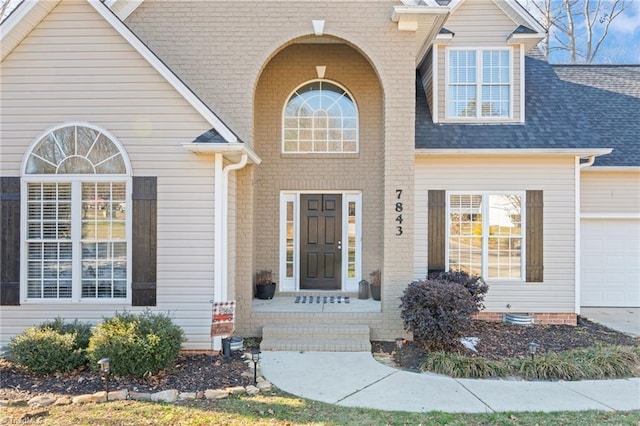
<box><xmin>415</xmin><ymin>156</ymin><xmax>576</xmax><ymax>313</ymax></box>
<box><xmin>581</xmin><ymin>171</ymin><xmax>640</xmax><ymax>216</ymax></box>
<box><xmin>0</xmin><ymin>1</ymin><xmax>215</xmax><ymax>350</ymax></box>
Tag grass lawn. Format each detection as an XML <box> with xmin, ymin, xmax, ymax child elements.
<box><xmin>2</xmin><ymin>390</ymin><xmax>639</xmax><ymax>426</ymax></box>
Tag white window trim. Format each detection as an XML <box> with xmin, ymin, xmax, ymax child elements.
<box><xmin>281</xmin><ymin>79</ymin><xmax>360</xmax><ymax>155</ymax></box>
<box><xmin>444</xmin><ymin>47</ymin><xmax>513</xmax><ymax>121</ymax></box>
<box><xmin>279</xmin><ymin>191</ymin><xmax>362</xmax><ymax>292</ymax></box>
<box><xmin>445</xmin><ymin>191</ymin><xmax>526</xmax><ymax>282</ymax></box>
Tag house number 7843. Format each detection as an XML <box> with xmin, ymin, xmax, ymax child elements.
<box><xmin>395</xmin><ymin>189</ymin><xmax>403</xmax><ymax>236</ymax></box>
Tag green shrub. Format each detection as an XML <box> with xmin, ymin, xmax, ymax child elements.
<box><xmin>421</xmin><ymin>345</ymin><xmax>639</xmax><ymax>381</ymax></box>
<box><xmin>8</xmin><ymin>327</ymin><xmax>87</xmax><ymax>374</ymax></box>
<box><xmin>429</xmin><ymin>270</ymin><xmax>489</xmax><ymax>310</ymax></box>
<box><xmin>422</xmin><ymin>352</ymin><xmax>508</xmax><ymax>378</ymax></box>
<box><xmin>400</xmin><ymin>271</ymin><xmax>487</xmax><ymax>351</ymax></box>
<box><xmin>40</xmin><ymin>317</ymin><xmax>93</xmax><ymax>350</ymax></box>
<box><xmin>87</xmin><ymin>310</ymin><xmax>185</xmax><ymax>377</ymax></box>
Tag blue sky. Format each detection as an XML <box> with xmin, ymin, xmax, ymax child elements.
<box><xmin>602</xmin><ymin>0</ymin><xmax>640</xmax><ymax>64</ymax></box>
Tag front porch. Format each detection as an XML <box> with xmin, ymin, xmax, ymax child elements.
<box><xmin>251</xmin><ymin>295</ymin><xmax>381</xmax><ymax>314</ymax></box>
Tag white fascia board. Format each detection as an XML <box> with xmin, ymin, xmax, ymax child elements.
<box><xmin>434</xmin><ymin>33</ymin><xmax>454</xmax><ymax>43</ymax></box>
<box><xmin>391</xmin><ymin>5</ymin><xmax>449</xmax><ymax>23</ymax></box>
<box><xmin>415</xmin><ymin>148</ymin><xmax>613</xmax><ymax>158</ymax></box>
<box><xmin>88</xmin><ymin>0</ymin><xmax>239</xmax><ymax>143</ymax></box>
<box><xmin>1</xmin><ymin>1</ymin><xmax>59</xmax><ymax>61</ymax></box>
<box><xmin>0</xmin><ymin>0</ymin><xmax>38</xmax><ymax>39</ymax></box>
<box><xmin>108</xmin><ymin>0</ymin><xmax>144</xmax><ymax>21</ymax></box>
<box><xmin>507</xmin><ymin>33</ymin><xmax>545</xmax><ymax>44</ymax></box>
<box><xmin>182</xmin><ymin>143</ymin><xmax>262</xmax><ymax>165</ymax></box>
<box><xmin>504</xmin><ymin>0</ymin><xmax>547</xmax><ymax>34</ymax></box>
<box><xmin>581</xmin><ymin>166</ymin><xmax>640</xmax><ymax>172</ymax></box>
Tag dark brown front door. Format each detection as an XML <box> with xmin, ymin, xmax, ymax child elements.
<box><xmin>300</xmin><ymin>194</ymin><xmax>342</xmax><ymax>290</ymax></box>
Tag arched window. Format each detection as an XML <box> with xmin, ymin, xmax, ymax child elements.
<box><xmin>23</xmin><ymin>124</ymin><xmax>130</xmax><ymax>301</ymax></box>
<box><xmin>283</xmin><ymin>80</ymin><xmax>358</xmax><ymax>153</ymax></box>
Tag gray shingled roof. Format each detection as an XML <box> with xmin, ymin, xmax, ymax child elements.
<box><xmin>416</xmin><ymin>54</ymin><xmax>640</xmax><ymax>167</ymax></box>
<box><xmin>553</xmin><ymin>65</ymin><xmax>640</xmax><ymax>167</ymax></box>
<box><xmin>193</xmin><ymin>128</ymin><xmax>227</xmax><ymax>143</ymax></box>
<box><xmin>416</xmin><ymin>54</ymin><xmax>598</xmax><ymax>152</ymax></box>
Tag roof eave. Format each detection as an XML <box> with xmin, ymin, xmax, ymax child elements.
<box><xmin>415</xmin><ymin>148</ymin><xmax>613</xmax><ymax>159</ymax></box>
<box><xmin>391</xmin><ymin>5</ymin><xmax>450</xmax><ymax>23</ymax></box>
<box><xmin>182</xmin><ymin>143</ymin><xmax>262</xmax><ymax>165</ymax></box>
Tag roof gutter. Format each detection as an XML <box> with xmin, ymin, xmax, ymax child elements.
<box><xmin>579</xmin><ymin>155</ymin><xmax>596</xmax><ymax>169</ymax></box>
<box><xmin>415</xmin><ymin>148</ymin><xmax>613</xmax><ymax>158</ymax></box>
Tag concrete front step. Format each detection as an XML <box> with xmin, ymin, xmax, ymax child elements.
<box><xmin>261</xmin><ymin>324</ymin><xmax>371</xmax><ymax>352</ymax></box>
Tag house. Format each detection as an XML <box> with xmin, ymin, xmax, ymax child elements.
<box><xmin>1</xmin><ymin>0</ymin><xmax>638</xmax><ymax>351</ymax></box>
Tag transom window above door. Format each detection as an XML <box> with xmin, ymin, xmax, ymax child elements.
<box><xmin>283</xmin><ymin>80</ymin><xmax>358</xmax><ymax>153</ymax></box>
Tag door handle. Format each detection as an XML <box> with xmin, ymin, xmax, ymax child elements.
<box><xmin>337</xmin><ymin>240</ymin><xmax>342</xmax><ymax>250</ymax></box>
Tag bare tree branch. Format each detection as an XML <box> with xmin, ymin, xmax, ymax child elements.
<box><xmin>526</xmin><ymin>0</ymin><xmax>628</xmax><ymax>64</ymax></box>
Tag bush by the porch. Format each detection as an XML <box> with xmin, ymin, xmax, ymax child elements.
<box><xmin>7</xmin><ymin>319</ymin><xmax>92</xmax><ymax>374</ymax></box>
<box><xmin>86</xmin><ymin>310</ymin><xmax>185</xmax><ymax>377</ymax></box>
<box><xmin>400</xmin><ymin>271</ymin><xmax>488</xmax><ymax>351</ymax></box>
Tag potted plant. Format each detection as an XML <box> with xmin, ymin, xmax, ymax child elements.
<box><xmin>255</xmin><ymin>269</ymin><xmax>276</xmax><ymax>300</ymax></box>
<box><xmin>369</xmin><ymin>269</ymin><xmax>381</xmax><ymax>301</ymax></box>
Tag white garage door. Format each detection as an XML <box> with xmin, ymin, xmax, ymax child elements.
<box><xmin>581</xmin><ymin>219</ymin><xmax>640</xmax><ymax>307</ymax></box>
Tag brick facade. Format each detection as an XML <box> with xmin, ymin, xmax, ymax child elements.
<box><xmin>475</xmin><ymin>312</ymin><xmax>578</xmax><ymax>326</ymax></box>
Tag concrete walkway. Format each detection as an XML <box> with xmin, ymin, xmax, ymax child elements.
<box><xmin>581</xmin><ymin>308</ymin><xmax>640</xmax><ymax>337</ymax></box>
<box><xmin>260</xmin><ymin>351</ymin><xmax>640</xmax><ymax>413</ymax></box>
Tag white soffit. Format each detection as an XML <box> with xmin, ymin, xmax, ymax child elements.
<box><xmin>182</xmin><ymin>143</ymin><xmax>262</xmax><ymax>165</ymax></box>
<box><xmin>108</xmin><ymin>0</ymin><xmax>145</xmax><ymax>21</ymax></box>
<box><xmin>0</xmin><ymin>1</ymin><xmax>60</xmax><ymax>61</ymax></box>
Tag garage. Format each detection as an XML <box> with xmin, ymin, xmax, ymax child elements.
<box><xmin>581</xmin><ymin>219</ymin><xmax>640</xmax><ymax>307</ymax></box>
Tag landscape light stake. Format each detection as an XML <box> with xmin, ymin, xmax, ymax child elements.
<box><xmin>98</xmin><ymin>358</ymin><xmax>111</xmax><ymax>401</ymax></box>
<box><xmin>251</xmin><ymin>349</ymin><xmax>261</xmax><ymax>385</ymax></box>
<box><xmin>528</xmin><ymin>342</ymin><xmax>538</xmax><ymax>379</ymax></box>
<box><xmin>395</xmin><ymin>337</ymin><xmax>405</xmax><ymax>366</ymax></box>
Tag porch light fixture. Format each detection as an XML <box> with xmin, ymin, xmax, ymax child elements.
<box><xmin>97</xmin><ymin>358</ymin><xmax>111</xmax><ymax>401</ymax></box>
<box><xmin>251</xmin><ymin>349</ymin><xmax>261</xmax><ymax>385</ymax></box>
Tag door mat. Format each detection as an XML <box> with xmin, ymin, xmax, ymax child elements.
<box><xmin>294</xmin><ymin>296</ymin><xmax>350</xmax><ymax>304</ymax></box>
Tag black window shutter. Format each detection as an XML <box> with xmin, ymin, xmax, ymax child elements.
<box><xmin>1</xmin><ymin>177</ymin><xmax>21</xmax><ymax>305</ymax></box>
<box><xmin>428</xmin><ymin>190</ymin><xmax>446</xmax><ymax>276</ymax></box>
<box><xmin>132</xmin><ymin>177</ymin><xmax>157</xmax><ymax>306</ymax></box>
<box><xmin>526</xmin><ymin>190</ymin><xmax>544</xmax><ymax>283</ymax></box>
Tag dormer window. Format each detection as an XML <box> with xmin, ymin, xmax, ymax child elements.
<box><xmin>446</xmin><ymin>48</ymin><xmax>511</xmax><ymax>119</ymax></box>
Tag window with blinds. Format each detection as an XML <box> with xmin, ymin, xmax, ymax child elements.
<box><xmin>24</xmin><ymin>124</ymin><xmax>129</xmax><ymax>301</ymax></box>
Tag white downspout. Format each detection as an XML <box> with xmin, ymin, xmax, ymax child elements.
<box><xmin>212</xmin><ymin>152</ymin><xmax>248</xmax><ymax>351</ymax></box>
<box><xmin>221</xmin><ymin>154</ymin><xmax>248</xmax><ymax>302</ymax></box>
<box><xmin>575</xmin><ymin>155</ymin><xmax>596</xmax><ymax>316</ymax></box>
<box><xmin>213</xmin><ymin>154</ymin><xmax>224</xmax><ymax>350</ymax></box>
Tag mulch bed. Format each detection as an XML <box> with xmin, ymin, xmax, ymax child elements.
<box><xmin>372</xmin><ymin>317</ymin><xmax>638</xmax><ymax>371</ymax></box>
<box><xmin>1</xmin><ymin>317</ymin><xmax>637</xmax><ymax>402</ymax></box>
<box><xmin>0</xmin><ymin>351</ymin><xmax>253</xmax><ymax>402</ymax></box>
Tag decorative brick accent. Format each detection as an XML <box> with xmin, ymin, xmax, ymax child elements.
<box><xmin>474</xmin><ymin>312</ymin><xmax>577</xmax><ymax>326</ymax></box>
